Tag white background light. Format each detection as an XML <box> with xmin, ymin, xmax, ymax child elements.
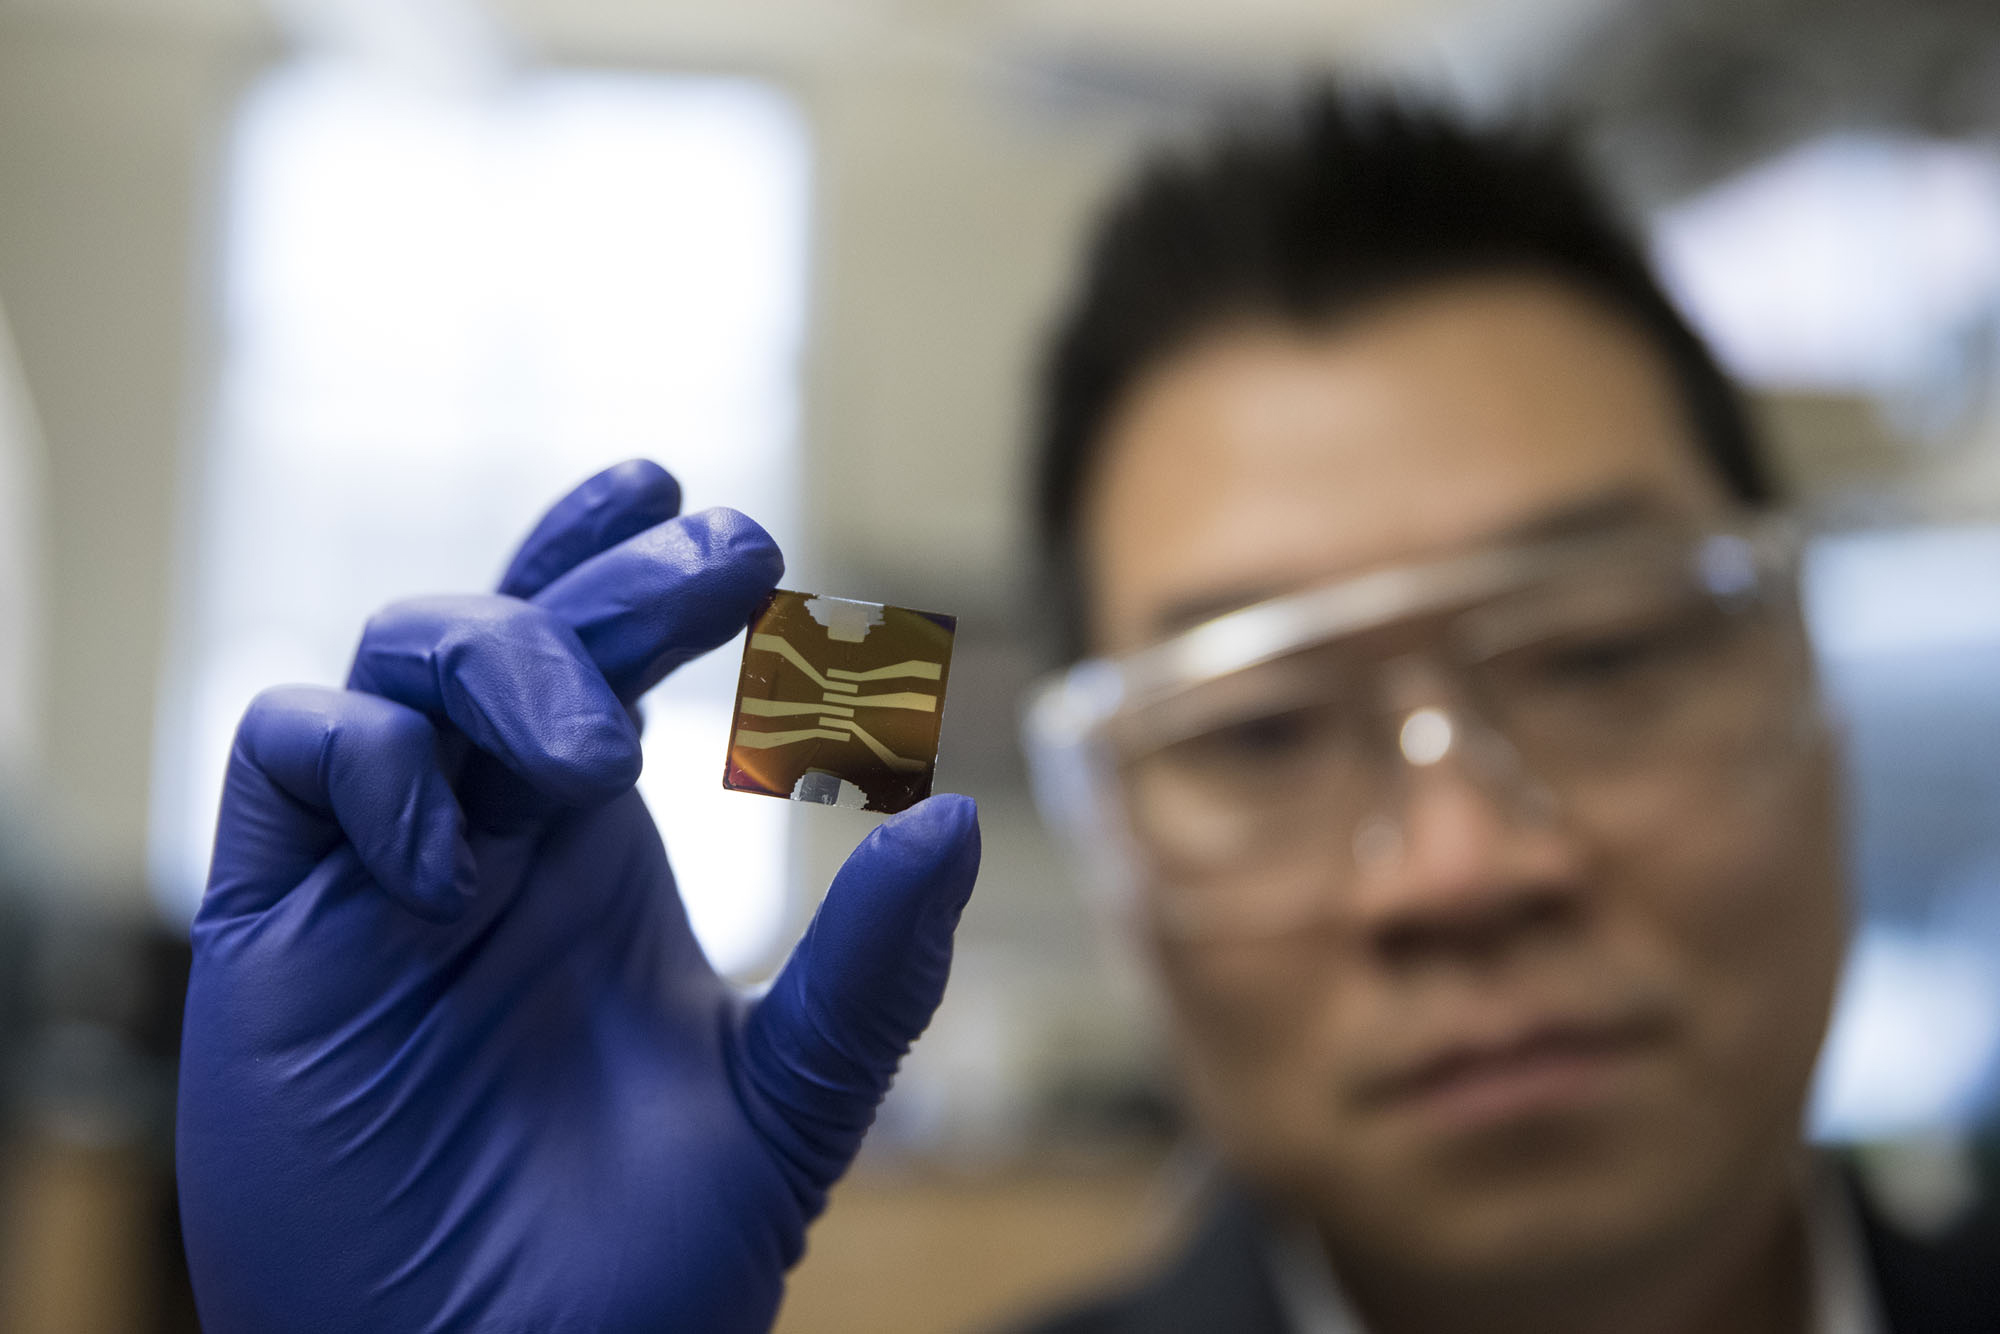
<box><xmin>1804</xmin><ymin>529</ymin><xmax>2000</xmax><ymax>1137</ymax></box>
<box><xmin>1652</xmin><ymin>134</ymin><xmax>2000</xmax><ymax>397</ymax></box>
<box><xmin>150</xmin><ymin>60</ymin><xmax>810</xmax><ymax>977</ymax></box>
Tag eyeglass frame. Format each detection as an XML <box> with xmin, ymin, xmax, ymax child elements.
<box><xmin>1020</xmin><ymin>514</ymin><xmax>1818</xmax><ymax>932</ymax></box>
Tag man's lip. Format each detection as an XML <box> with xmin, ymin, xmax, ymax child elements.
<box><xmin>1360</xmin><ymin>1013</ymin><xmax>1674</xmax><ymax>1127</ymax></box>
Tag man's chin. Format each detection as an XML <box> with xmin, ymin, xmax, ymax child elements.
<box><xmin>1297</xmin><ymin>1123</ymin><xmax>1731</xmax><ymax>1284</ymax></box>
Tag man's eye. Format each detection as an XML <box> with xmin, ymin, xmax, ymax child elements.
<box><xmin>1536</xmin><ymin>624</ymin><xmax>1693</xmax><ymax>681</ymax></box>
<box><xmin>1202</xmin><ymin>710</ymin><xmax>1326</xmax><ymax>762</ymax></box>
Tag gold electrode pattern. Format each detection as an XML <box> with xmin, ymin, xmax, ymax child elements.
<box><xmin>722</xmin><ymin>590</ymin><xmax>958</xmax><ymax>814</ymax></box>
<box><xmin>731</xmin><ymin>634</ymin><xmax>941</xmax><ymax>774</ymax></box>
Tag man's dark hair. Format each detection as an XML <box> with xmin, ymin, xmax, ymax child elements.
<box><xmin>1033</xmin><ymin>87</ymin><xmax>1776</xmax><ymax>659</ymax></box>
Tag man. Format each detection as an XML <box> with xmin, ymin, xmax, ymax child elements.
<box><xmin>175</xmin><ymin>91</ymin><xmax>1995</xmax><ymax>1332</ymax></box>
<box><xmin>1011</xmin><ymin>95</ymin><xmax>1998</xmax><ymax>1333</ymax></box>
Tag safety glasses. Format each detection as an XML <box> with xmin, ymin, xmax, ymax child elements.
<box><xmin>1022</xmin><ymin>518</ymin><xmax>1815</xmax><ymax>940</ymax></box>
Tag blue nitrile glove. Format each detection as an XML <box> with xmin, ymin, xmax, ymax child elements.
<box><xmin>177</xmin><ymin>460</ymin><xmax>982</xmax><ymax>1334</ymax></box>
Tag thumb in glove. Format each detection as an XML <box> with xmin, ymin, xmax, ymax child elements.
<box><xmin>737</xmin><ymin>793</ymin><xmax>982</xmax><ymax>1220</ymax></box>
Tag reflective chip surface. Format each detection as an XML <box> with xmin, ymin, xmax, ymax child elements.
<box><xmin>724</xmin><ymin>589</ymin><xmax>957</xmax><ymax>813</ymax></box>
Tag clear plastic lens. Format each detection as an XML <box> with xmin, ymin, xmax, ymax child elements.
<box><xmin>1466</xmin><ymin>561</ymin><xmax>1791</xmax><ymax>769</ymax></box>
<box><xmin>1060</xmin><ymin>525</ymin><xmax>1812</xmax><ymax>924</ymax></box>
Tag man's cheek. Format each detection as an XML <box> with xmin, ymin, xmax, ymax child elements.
<box><xmin>1158</xmin><ymin>927</ymin><xmax>1365</xmax><ymax>1041</ymax></box>
<box><xmin>1621</xmin><ymin>772</ymin><xmax>1846</xmax><ymax>1097</ymax></box>
<box><xmin>1154</xmin><ymin>938</ymin><xmax>1362</xmax><ymax>1153</ymax></box>
<box><xmin>1157</xmin><ymin>939</ymin><xmax>1308</xmax><ymax>1071</ymax></box>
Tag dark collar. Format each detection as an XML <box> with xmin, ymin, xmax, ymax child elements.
<box><xmin>1013</xmin><ymin>1158</ymin><xmax>2000</xmax><ymax>1334</ymax></box>
<box><xmin>1849</xmin><ymin>1158</ymin><xmax>2000</xmax><ymax>1334</ymax></box>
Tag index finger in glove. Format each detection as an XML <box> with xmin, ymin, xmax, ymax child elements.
<box><xmin>347</xmin><ymin>595</ymin><xmax>642</xmax><ymax>808</ymax></box>
<box><xmin>531</xmin><ymin>506</ymin><xmax>785</xmax><ymax>702</ymax></box>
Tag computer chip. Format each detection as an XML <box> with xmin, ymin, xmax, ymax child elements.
<box><xmin>723</xmin><ymin>589</ymin><xmax>958</xmax><ymax>814</ymax></box>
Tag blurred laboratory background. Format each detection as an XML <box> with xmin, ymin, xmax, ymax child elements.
<box><xmin>1</xmin><ymin>0</ymin><xmax>1998</xmax><ymax>1329</ymax></box>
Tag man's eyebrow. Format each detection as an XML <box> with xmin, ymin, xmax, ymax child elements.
<box><xmin>1146</xmin><ymin>487</ymin><xmax>1672</xmax><ymax>639</ymax></box>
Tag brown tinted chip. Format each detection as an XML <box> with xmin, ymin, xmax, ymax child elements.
<box><xmin>723</xmin><ymin>590</ymin><xmax>957</xmax><ymax>814</ymax></box>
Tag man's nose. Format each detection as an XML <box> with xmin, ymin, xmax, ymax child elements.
<box><xmin>1344</xmin><ymin>707</ymin><xmax>1588</xmax><ymax>966</ymax></box>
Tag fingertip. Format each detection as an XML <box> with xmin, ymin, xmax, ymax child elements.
<box><xmin>588</xmin><ymin>708</ymin><xmax>647</xmax><ymax>791</ymax></box>
<box><xmin>603</xmin><ymin>457</ymin><xmax>682</xmax><ymax>515</ymax></box>
<box><xmin>863</xmin><ymin>794</ymin><xmax>982</xmax><ymax>914</ymax></box>
<box><xmin>527</xmin><ymin>505</ymin><xmax>789</xmax><ymax>701</ymax></box>
<box><xmin>534</xmin><ymin>704</ymin><xmax>645</xmax><ymax>807</ymax></box>
<box><xmin>682</xmin><ymin>507</ymin><xmax>786</xmax><ymax>588</ymax></box>
<box><xmin>498</xmin><ymin>459</ymin><xmax>685</xmax><ymax>599</ymax></box>
<box><xmin>878</xmin><ymin>793</ymin><xmax>980</xmax><ymax>847</ymax></box>
<box><xmin>400</xmin><ymin>826</ymin><xmax>478</xmax><ymax>924</ymax></box>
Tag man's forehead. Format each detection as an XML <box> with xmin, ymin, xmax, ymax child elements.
<box><xmin>1080</xmin><ymin>279</ymin><xmax>1729</xmax><ymax>653</ymax></box>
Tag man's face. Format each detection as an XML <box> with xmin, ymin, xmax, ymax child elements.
<box><xmin>1079</xmin><ymin>277</ymin><xmax>1848</xmax><ymax>1282</ymax></box>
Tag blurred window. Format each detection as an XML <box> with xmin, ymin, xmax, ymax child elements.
<box><xmin>149</xmin><ymin>61</ymin><xmax>810</xmax><ymax>976</ymax></box>
<box><xmin>1805</xmin><ymin>528</ymin><xmax>2000</xmax><ymax>1138</ymax></box>
<box><xmin>1651</xmin><ymin>134</ymin><xmax>2000</xmax><ymax>425</ymax></box>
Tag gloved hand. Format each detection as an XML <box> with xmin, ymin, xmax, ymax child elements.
<box><xmin>177</xmin><ymin>460</ymin><xmax>982</xmax><ymax>1333</ymax></box>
